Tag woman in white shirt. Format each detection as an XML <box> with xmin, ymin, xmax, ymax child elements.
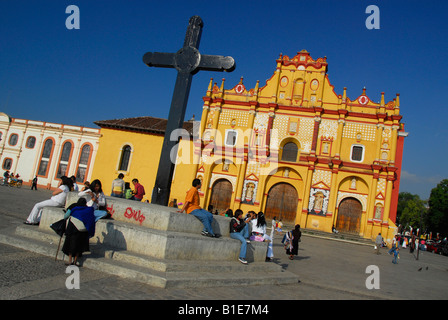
<box><xmin>24</xmin><ymin>176</ymin><xmax>73</xmax><ymax>225</ymax></box>
<box><xmin>250</xmin><ymin>211</ymin><xmax>274</xmax><ymax>261</ymax></box>
<box><xmin>78</xmin><ymin>179</ymin><xmax>108</xmax><ymax>221</ymax></box>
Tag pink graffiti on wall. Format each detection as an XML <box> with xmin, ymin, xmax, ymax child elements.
<box><xmin>124</xmin><ymin>207</ymin><xmax>146</xmax><ymax>225</ymax></box>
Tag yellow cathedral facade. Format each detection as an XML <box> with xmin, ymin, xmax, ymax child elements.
<box><xmin>92</xmin><ymin>50</ymin><xmax>407</xmax><ymax>243</ymax></box>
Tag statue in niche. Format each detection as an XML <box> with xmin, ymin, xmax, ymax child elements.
<box><xmin>241</xmin><ymin>181</ymin><xmax>256</xmax><ymax>205</ymax></box>
<box><xmin>350</xmin><ymin>177</ymin><xmax>357</xmax><ymax>189</ymax></box>
<box><xmin>203</xmin><ymin>130</ymin><xmax>211</xmax><ymax>141</ymax></box>
<box><xmin>308</xmin><ymin>188</ymin><xmax>329</xmax><ymax>216</ymax></box>
<box><xmin>374</xmin><ymin>204</ymin><xmax>383</xmax><ymax>220</ymax></box>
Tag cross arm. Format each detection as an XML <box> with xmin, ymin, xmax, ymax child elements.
<box><xmin>198</xmin><ymin>54</ymin><xmax>236</xmax><ymax>72</ymax></box>
<box><xmin>143</xmin><ymin>52</ymin><xmax>176</xmax><ymax>69</ymax></box>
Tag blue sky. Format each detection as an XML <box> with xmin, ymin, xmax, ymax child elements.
<box><xmin>0</xmin><ymin>0</ymin><xmax>447</xmax><ymax>199</ymax></box>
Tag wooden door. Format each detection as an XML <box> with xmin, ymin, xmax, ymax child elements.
<box><xmin>336</xmin><ymin>198</ymin><xmax>362</xmax><ymax>234</ymax></box>
<box><xmin>264</xmin><ymin>183</ymin><xmax>298</xmax><ymax>223</ymax></box>
<box><xmin>209</xmin><ymin>179</ymin><xmax>232</xmax><ymax>213</ymax></box>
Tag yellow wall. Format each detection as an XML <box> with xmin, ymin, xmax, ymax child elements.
<box><xmin>91</xmin><ymin>128</ymin><xmax>164</xmax><ymax>202</ymax></box>
<box><xmin>170</xmin><ymin>138</ymin><xmax>198</xmax><ymax>205</ymax></box>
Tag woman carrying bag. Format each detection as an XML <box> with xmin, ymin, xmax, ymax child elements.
<box><xmin>62</xmin><ymin>198</ymin><xmax>96</xmax><ymax>266</ymax></box>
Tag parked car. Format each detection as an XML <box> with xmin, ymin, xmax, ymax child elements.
<box><xmin>426</xmin><ymin>240</ymin><xmax>440</xmax><ymax>254</ymax></box>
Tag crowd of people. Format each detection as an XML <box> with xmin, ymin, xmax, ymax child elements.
<box><xmin>178</xmin><ymin>178</ymin><xmax>302</xmax><ymax>265</ymax></box>
<box><xmin>22</xmin><ymin>174</ymin><xmax>148</xmax><ymax>265</ymax></box>
<box><xmin>110</xmin><ymin>174</ymin><xmax>146</xmax><ymax>201</ymax></box>
<box><xmin>22</xmin><ymin>176</ymin><xmax>303</xmax><ymax>266</ymax></box>
<box><xmin>24</xmin><ymin>174</ymin><xmax>148</xmax><ymax>226</ymax></box>
<box><xmin>374</xmin><ymin>232</ymin><xmax>442</xmax><ymax>264</ymax></box>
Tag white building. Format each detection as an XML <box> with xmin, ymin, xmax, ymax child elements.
<box><xmin>0</xmin><ymin>112</ymin><xmax>100</xmax><ymax>190</ymax></box>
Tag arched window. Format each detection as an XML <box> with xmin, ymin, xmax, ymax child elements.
<box><xmin>37</xmin><ymin>139</ymin><xmax>54</xmax><ymax>176</ymax></box>
<box><xmin>76</xmin><ymin>144</ymin><xmax>91</xmax><ymax>183</ymax></box>
<box><xmin>56</xmin><ymin>141</ymin><xmax>73</xmax><ymax>178</ymax></box>
<box><xmin>9</xmin><ymin>134</ymin><xmax>18</xmax><ymax>146</ymax></box>
<box><xmin>2</xmin><ymin>158</ymin><xmax>12</xmax><ymax>170</ymax></box>
<box><xmin>281</xmin><ymin>142</ymin><xmax>298</xmax><ymax>162</ymax></box>
<box><xmin>119</xmin><ymin>145</ymin><xmax>132</xmax><ymax>171</ymax></box>
<box><xmin>26</xmin><ymin>136</ymin><xmax>36</xmax><ymax>149</ymax></box>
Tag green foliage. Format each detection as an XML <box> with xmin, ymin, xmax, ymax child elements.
<box><xmin>427</xmin><ymin>179</ymin><xmax>448</xmax><ymax>235</ymax></box>
<box><xmin>396</xmin><ymin>192</ymin><xmax>426</xmax><ymax>229</ymax></box>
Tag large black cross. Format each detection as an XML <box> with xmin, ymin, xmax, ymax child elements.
<box><xmin>143</xmin><ymin>15</ymin><xmax>235</xmax><ymax>206</ymax></box>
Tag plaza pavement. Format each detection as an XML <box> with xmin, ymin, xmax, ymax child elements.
<box><xmin>1</xmin><ymin>185</ymin><xmax>447</xmax><ymax>301</ymax></box>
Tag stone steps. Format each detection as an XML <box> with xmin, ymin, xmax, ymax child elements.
<box><xmin>1</xmin><ymin>227</ymin><xmax>298</xmax><ymax>288</ymax></box>
<box><xmin>38</xmin><ymin>207</ymin><xmax>270</xmax><ymax>262</ymax></box>
<box><xmin>301</xmin><ymin>228</ymin><xmax>375</xmax><ymax>246</ymax></box>
<box><xmin>1</xmin><ymin>196</ymin><xmax>300</xmax><ymax>288</ymax></box>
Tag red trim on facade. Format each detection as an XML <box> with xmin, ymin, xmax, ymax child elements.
<box><xmin>389</xmin><ymin>131</ymin><xmax>406</xmax><ymax>223</ymax></box>
<box><xmin>206</xmin><ymin>97</ymin><xmax>400</xmax><ymax>123</ymax></box>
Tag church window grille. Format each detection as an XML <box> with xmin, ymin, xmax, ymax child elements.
<box><xmin>350</xmin><ymin>145</ymin><xmax>365</xmax><ymax>162</ymax></box>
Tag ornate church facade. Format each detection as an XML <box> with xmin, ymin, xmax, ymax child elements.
<box><xmin>171</xmin><ymin>50</ymin><xmax>407</xmax><ymax>241</ymax></box>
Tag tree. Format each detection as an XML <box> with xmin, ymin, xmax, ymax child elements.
<box><xmin>401</xmin><ymin>199</ymin><xmax>426</xmax><ymax>230</ymax></box>
<box><xmin>427</xmin><ymin>179</ymin><xmax>448</xmax><ymax>235</ymax></box>
<box><xmin>397</xmin><ymin>193</ymin><xmax>426</xmax><ymax>231</ymax></box>
<box><xmin>396</xmin><ymin>192</ymin><xmax>426</xmax><ymax>229</ymax></box>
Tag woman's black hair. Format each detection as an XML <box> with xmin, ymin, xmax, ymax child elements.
<box><xmin>60</xmin><ymin>175</ymin><xmax>73</xmax><ymax>189</ymax></box>
<box><xmin>257</xmin><ymin>211</ymin><xmax>266</xmax><ymax>227</ymax></box>
<box><xmin>66</xmin><ymin>197</ymin><xmax>87</xmax><ymax>211</ymax></box>
<box><xmin>89</xmin><ymin>179</ymin><xmax>103</xmax><ymax>193</ymax></box>
<box><xmin>77</xmin><ymin>197</ymin><xmax>87</xmax><ymax>206</ymax></box>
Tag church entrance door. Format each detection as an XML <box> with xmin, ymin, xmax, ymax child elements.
<box><xmin>264</xmin><ymin>183</ymin><xmax>298</xmax><ymax>223</ymax></box>
<box><xmin>335</xmin><ymin>198</ymin><xmax>362</xmax><ymax>234</ymax></box>
<box><xmin>209</xmin><ymin>179</ymin><xmax>232</xmax><ymax>213</ymax></box>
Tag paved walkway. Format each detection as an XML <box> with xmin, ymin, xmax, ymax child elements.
<box><xmin>1</xmin><ymin>185</ymin><xmax>448</xmax><ymax>300</ymax></box>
